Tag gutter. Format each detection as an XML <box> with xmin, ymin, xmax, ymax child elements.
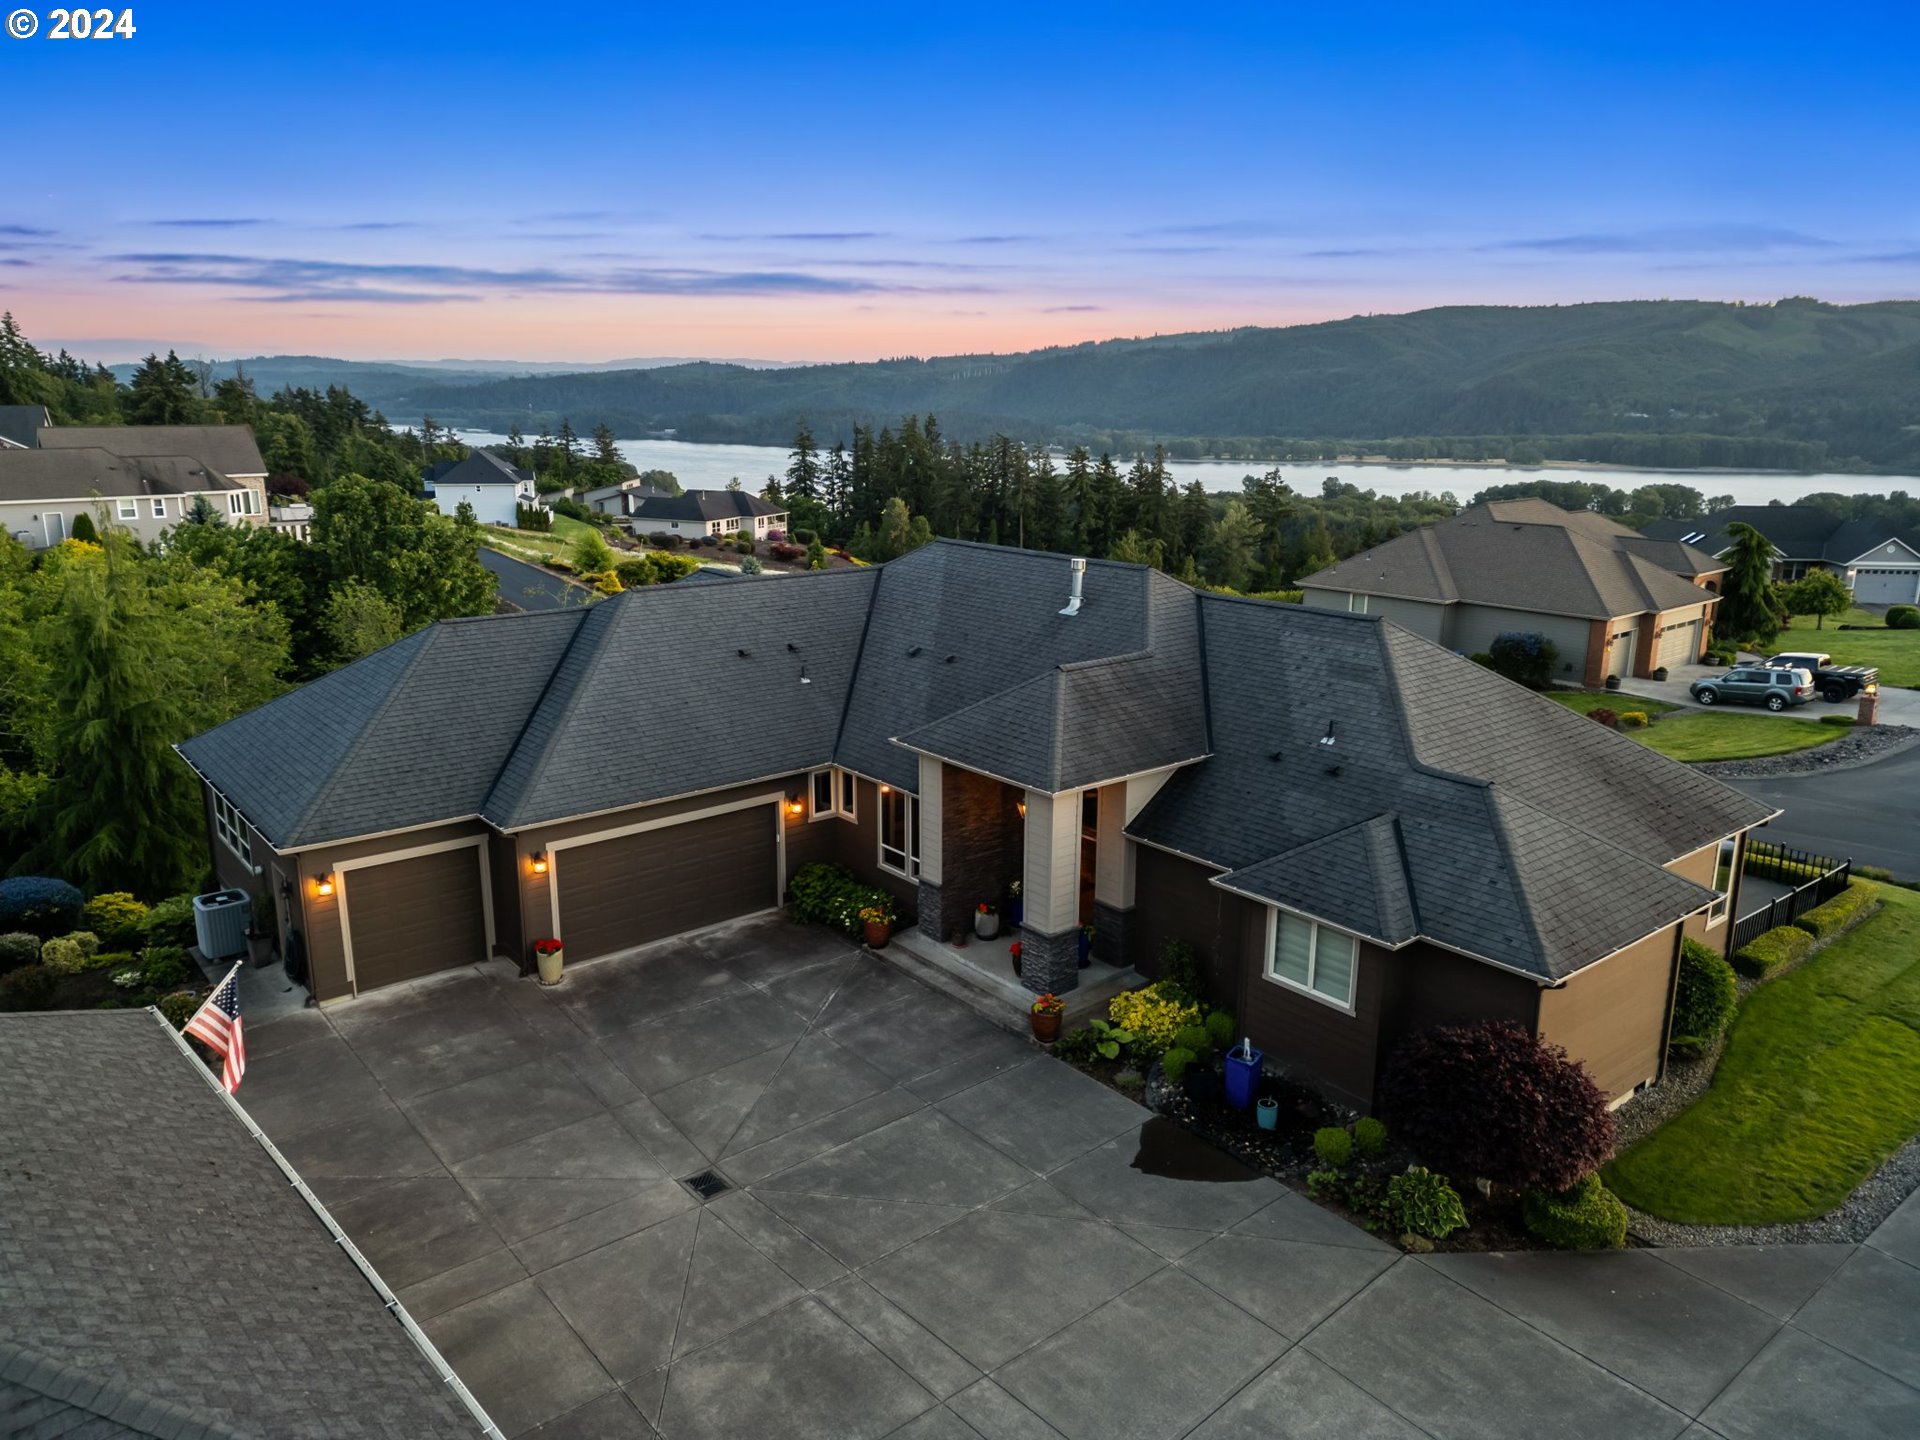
<box><xmin>151</xmin><ymin>1009</ymin><xmax>505</xmax><ymax>1440</ymax></box>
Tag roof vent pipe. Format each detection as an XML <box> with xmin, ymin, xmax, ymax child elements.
<box><xmin>1059</xmin><ymin>557</ymin><xmax>1087</xmax><ymax>617</ymax></box>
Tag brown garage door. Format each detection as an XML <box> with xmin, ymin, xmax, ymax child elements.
<box><xmin>556</xmin><ymin>805</ymin><xmax>778</xmax><ymax>963</ymax></box>
<box><xmin>345</xmin><ymin>846</ymin><xmax>487</xmax><ymax>992</ymax></box>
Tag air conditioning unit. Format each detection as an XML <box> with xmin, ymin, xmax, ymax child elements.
<box><xmin>193</xmin><ymin>889</ymin><xmax>253</xmax><ymax>960</ymax></box>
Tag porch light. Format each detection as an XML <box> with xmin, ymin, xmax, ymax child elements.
<box><xmin>880</xmin><ymin>784</ymin><xmax>892</xmax><ymax>794</ymax></box>
<box><xmin>1016</xmin><ymin>798</ymin><xmax>1027</xmax><ymax>819</ymax></box>
<box><xmin>786</xmin><ymin>797</ymin><xmax>805</xmax><ymax>817</ymax></box>
<box><xmin>314</xmin><ymin>873</ymin><xmax>335</xmax><ymax>897</ymax></box>
<box><xmin>531</xmin><ymin>852</ymin><xmax>549</xmax><ymax>874</ymax></box>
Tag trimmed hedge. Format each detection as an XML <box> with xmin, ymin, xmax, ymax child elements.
<box><xmin>0</xmin><ymin>932</ymin><xmax>41</xmax><ymax>974</ymax></box>
<box><xmin>140</xmin><ymin>895</ymin><xmax>198</xmax><ymax>948</ymax></box>
<box><xmin>1744</xmin><ymin>852</ymin><xmax>1831</xmax><ymax>885</ymax></box>
<box><xmin>1794</xmin><ymin>880</ymin><xmax>1880</xmax><ymax>941</ymax></box>
<box><xmin>1818</xmin><ymin>714</ymin><xmax>1856</xmax><ymax>726</ymax></box>
<box><xmin>1733</xmin><ymin>924</ymin><xmax>1814</xmax><ymax>980</ymax></box>
<box><xmin>1523</xmin><ymin>1174</ymin><xmax>1629</xmax><ymax>1250</ymax></box>
<box><xmin>0</xmin><ymin>877</ymin><xmax>84</xmax><ymax>940</ymax></box>
<box><xmin>1670</xmin><ymin>938</ymin><xmax>1738</xmax><ymax>1060</ymax></box>
<box><xmin>82</xmin><ymin>892</ymin><xmax>149</xmax><ymax>947</ymax></box>
<box><xmin>1886</xmin><ymin>604</ymin><xmax>1919</xmax><ymax>630</ymax></box>
<box><xmin>0</xmin><ymin>964</ymin><xmax>58</xmax><ymax>1011</ymax></box>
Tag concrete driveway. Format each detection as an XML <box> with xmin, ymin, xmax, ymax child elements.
<box><xmin>1616</xmin><ymin>662</ymin><xmax>1920</xmax><ymax>726</ymax></box>
<box><xmin>234</xmin><ymin>917</ymin><xmax>1920</xmax><ymax>1439</ymax></box>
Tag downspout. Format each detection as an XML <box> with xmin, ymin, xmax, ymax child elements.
<box><xmin>1656</xmin><ymin>921</ymin><xmax>1686</xmax><ymax>1087</ymax></box>
<box><xmin>151</xmin><ymin>1010</ymin><xmax>506</xmax><ymax>1440</ymax></box>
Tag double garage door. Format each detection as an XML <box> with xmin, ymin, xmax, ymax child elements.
<box><xmin>555</xmin><ymin>805</ymin><xmax>780</xmax><ymax>964</ymax></box>
<box><xmin>1854</xmin><ymin>568</ymin><xmax>1920</xmax><ymax>605</ymax></box>
<box><xmin>342</xmin><ymin>846</ymin><xmax>488</xmax><ymax>993</ymax></box>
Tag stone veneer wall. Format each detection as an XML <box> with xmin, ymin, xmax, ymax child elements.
<box><xmin>934</xmin><ymin>764</ymin><xmax>1023</xmax><ymax>943</ymax></box>
<box><xmin>1018</xmin><ymin>922</ymin><xmax>1081</xmax><ymax>995</ymax></box>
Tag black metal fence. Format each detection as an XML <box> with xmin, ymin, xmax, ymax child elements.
<box><xmin>1731</xmin><ymin>839</ymin><xmax>1852</xmax><ymax>951</ymax></box>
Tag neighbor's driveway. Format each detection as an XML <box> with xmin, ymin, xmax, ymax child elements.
<box><xmin>1617</xmin><ymin>662</ymin><xmax>1920</xmax><ymax>726</ymax></box>
<box><xmin>235</xmin><ymin>917</ymin><xmax>1920</xmax><ymax>1440</ymax></box>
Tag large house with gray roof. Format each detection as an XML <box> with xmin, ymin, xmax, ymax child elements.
<box><xmin>179</xmin><ymin>540</ymin><xmax>1774</xmax><ymax>1110</ymax></box>
<box><xmin>1300</xmin><ymin>498</ymin><xmax>1727</xmax><ymax>686</ymax></box>
<box><xmin>0</xmin><ymin>421</ymin><xmax>268</xmax><ymax>548</ymax></box>
<box><xmin>622</xmin><ymin>487</ymin><xmax>788</xmax><ymax>541</ymax></box>
<box><xmin>1643</xmin><ymin>505</ymin><xmax>1920</xmax><ymax>606</ymax></box>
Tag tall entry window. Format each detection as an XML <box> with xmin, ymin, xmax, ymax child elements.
<box><xmin>878</xmin><ymin>786</ymin><xmax>921</xmax><ymax>879</ymax></box>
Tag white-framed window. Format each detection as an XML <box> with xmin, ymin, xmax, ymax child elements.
<box><xmin>808</xmin><ymin>767</ymin><xmax>856</xmax><ymax>822</ymax></box>
<box><xmin>725</xmin><ymin>518</ymin><xmax>740</xmax><ymax>532</ymax></box>
<box><xmin>116</xmin><ymin>498</ymin><xmax>138</xmax><ymax>520</ymax></box>
<box><xmin>1264</xmin><ymin>909</ymin><xmax>1358</xmax><ymax>1010</ymax></box>
<box><xmin>214</xmin><ymin>793</ymin><xmax>252</xmax><ymax>866</ymax></box>
<box><xmin>228</xmin><ymin>493</ymin><xmax>246</xmax><ymax>517</ymax></box>
<box><xmin>878</xmin><ymin>786</ymin><xmax>920</xmax><ymax>879</ymax></box>
<box><xmin>1347</xmin><ymin>592</ymin><xmax>1369</xmax><ymax>614</ymax></box>
<box><xmin>1707</xmin><ymin>839</ymin><xmax>1734</xmax><ymax>927</ymax></box>
<box><xmin>151</xmin><ymin>497</ymin><xmax>166</xmax><ymax>519</ymax></box>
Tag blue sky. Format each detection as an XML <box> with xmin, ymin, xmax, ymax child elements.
<box><xmin>4</xmin><ymin>1</ymin><xmax>1916</xmax><ymax>361</ymax></box>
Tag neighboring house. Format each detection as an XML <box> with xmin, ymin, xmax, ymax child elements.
<box><xmin>579</xmin><ymin>478</ymin><xmax>674</xmax><ymax>516</ymax></box>
<box><xmin>0</xmin><ymin>1010</ymin><xmax>484</xmax><ymax>1438</ymax></box>
<box><xmin>623</xmin><ymin>488</ymin><xmax>788</xmax><ymax>540</ymax></box>
<box><xmin>0</xmin><ymin>403</ymin><xmax>49</xmax><ymax>449</ymax></box>
<box><xmin>181</xmin><ymin>540</ymin><xmax>1774</xmax><ymax>1112</ymax></box>
<box><xmin>1299</xmin><ymin>497</ymin><xmax>1726</xmax><ymax>685</ymax></box>
<box><xmin>271</xmin><ymin>500</ymin><xmax>315</xmax><ymax>541</ymax></box>
<box><xmin>37</xmin><ymin>422</ymin><xmax>269</xmax><ymax>487</ymax></box>
<box><xmin>0</xmin><ymin>447</ymin><xmax>266</xmax><ymax>549</ymax></box>
<box><xmin>1644</xmin><ymin>506</ymin><xmax>1920</xmax><ymax>606</ymax></box>
<box><xmin>424</xmin><ymin>449</ymin><xmax>541</xmax><ymax>526</ymax></box>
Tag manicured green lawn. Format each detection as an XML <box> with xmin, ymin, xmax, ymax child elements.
<box><xmin>1547</xmin><ymin>692</ymin><xmax>1845</xmax><ymax>761</ymax></box>
<box><xmin>551</xmin><ymin>513</ymin><xmax>598</xmax><ymax>545</ymax></box>
<box><xmin>1605</xmin><ymin>884</ymin><xmax>1920</xmax><ymax>1225</ymax></box>
<box><xmin>480</xmin><ymin>520</ymin><xmax>599</xmax><ymax>567</ymax></box>
<box><xmin>1548</xmin><ymin>691</ymin><xmax>1681</xmax><ymax>717</ymax></box>
<box><xmin>1780</xmin><ymin>607</ymin><xmax>1920</xmax><ymax>689</ymax></box>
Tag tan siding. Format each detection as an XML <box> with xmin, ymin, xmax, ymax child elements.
<box><xmin>1536</xmin><ymin>925</ymin><xmax>1679</xmax><ymax>1100</ymax></box>
<box><xmin>1670</xmin><ymin>837</ymin><xmax>1734</xmax><ymax>955</ymax></box>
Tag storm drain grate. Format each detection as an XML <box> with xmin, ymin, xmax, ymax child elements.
<box><xmin>682</xmin><ymin>1169</ymin><xmax>732</xmax><ymax>1201</ymax></box>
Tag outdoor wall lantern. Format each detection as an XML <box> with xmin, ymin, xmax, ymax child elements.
<box><xmin>314</xmin><ymin>873</ymin><xmax>335</xmax><ymax>897</ymax></box>
<box><xmin>786</xmin><ymin>796</ymin><xmax>805</xmax><ymax>818</ymax></box>
<box><xmin>1016</xmin><ymin>798</ymin><xmax>1028</xmax><ymax>819</ymax></box>
<box><xmin>531</xmin><ymin>852</ymin><xmax>550</xmax><ymax>874</ymax></box>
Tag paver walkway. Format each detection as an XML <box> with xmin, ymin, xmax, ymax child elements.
<box><xmin>234</xmin><ymin>917</ymin><xmax>1920</xmax><ymax>1440</ymax></box>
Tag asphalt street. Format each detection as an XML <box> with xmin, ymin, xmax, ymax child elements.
<box><xmin>479</xmin><ymin>547</ymin><xmax>592</xmax><ymax>612</ymax></box>
<box><xmin>1726</xmin><ymin>742</ymin><xmax>1920</xmax><ymax>881</ymax></box>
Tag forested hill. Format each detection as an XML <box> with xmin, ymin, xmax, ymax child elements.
<box><xmin>387</xmin><ymin>298</ymin><xmax>1920</xmax><ymax>471</ymax></box>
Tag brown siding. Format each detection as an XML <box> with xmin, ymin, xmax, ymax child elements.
<box><xmin>488</xmin><ymin>828</ymin><xmax>522</xmax><ymax>962</ymax></box>
<box><xmin>1536</xmin><ymin>924</ymin><xmax>1680</xmax><ymax>1101</ymax></box>
<box><xmin>833</xmin><ymin>777</ymin><xmax>920</xmax><ymax>920</ymax></box>
<box><xmin>1239</xmin><ymin>908</ymin><xmax>1388</xmax><ymax>1113</ymax></box>
<box><xmin>1130</xmin><ymin>842</ymin><xmax>1246</xmax><ymax>999</ymax></box>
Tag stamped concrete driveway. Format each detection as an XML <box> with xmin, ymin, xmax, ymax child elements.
<box><xmin>235</xmin><ymin>917</ymin><xmax>1920</xmax><ymax>1440</ymax></box>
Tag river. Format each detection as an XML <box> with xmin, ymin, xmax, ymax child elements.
<box><xmin>448</xmin><ymin>430</ymin><xmax>1914</xmax><ymax>509</ymax></box>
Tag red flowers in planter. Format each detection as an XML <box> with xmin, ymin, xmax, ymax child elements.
<box><xmin>533</xmin><ymin>938</ymin><xmax>563</xmax><ymax>956</ymax></box>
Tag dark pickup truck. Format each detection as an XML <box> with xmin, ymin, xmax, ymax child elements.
<box><xmin>1763</xmin><ymin>651</ymin><xmax>1879</xmax><ymax>703</ymax></box>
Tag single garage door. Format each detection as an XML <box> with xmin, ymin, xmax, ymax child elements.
<box><xmin>345</xmin><ymin>846</ymin><xmax>487</xmax><ymax>993</ymax></box>
<box><xmin>556</xmin><ymin>805</ymin><xmax>778</xmax><ymax>963</ymax></box>
<box><xmin>1606</xmin><ymin>628</ymin><xmax>1636</xmax><ymax>679</ymax></box>
<box><xmin>1657</xmin><ymin>618</ymin><xmax>1700</xmax><ymax>669</ymax></box>
<box><xmin>1854</xmin><ymin>568</ymin><xmax>1920</xmax><ymax>605</ymax></box>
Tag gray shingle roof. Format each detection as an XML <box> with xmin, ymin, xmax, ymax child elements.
<box><xmin>1128</xmin><ymin>597</ymin><xmax>1767</xmax><ymax>980</ymax></box>
<box><xmin>181</xmin><ymin>539</ymin><xmax>1773</xmax><ymax>982</ymax></box>
<box><xmin>0</xmin><ymin>448</ymin><xmax>244</xmax><ymax>503</ymax></box>
<box><xmin>425</xmin><ymin>449</ymin><xmax>534</xmax><ymax>488</ymax></box>
<box><xmin>3</xmin><ymin>1340</ymin><xmax>249</xmax><ymax>1439</ymax></box>
<box><xmin>1644</xmin><ymin>506</ymin><xmax>1920</xmax><ymax>564</ymax></box>
<box><xmin>0</xmin><ymin>404</ymin><xmax>48</xmax><ymax>448</ymax></box>
<box><xmin>0</xmin><ymin>1012</ymin><xmax>477</xmax><ymax>1439</ymax></box>
<box><xmin>1302</xmin><ymin>497</ymin><xmax>1720</xmax><ymax>619</ymax></box>
<box><xmin>630</xmin><ymin>489</ymin><xmax>786</xmax><ymax>523</ymax></box>
<box><xmin>38</xmin><ymin>424</ymin><xmax>266</xmax><ymax>477</ymax></box>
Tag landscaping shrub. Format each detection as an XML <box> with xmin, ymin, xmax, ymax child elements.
<box><xmin>785</xmin><ymin>862</ymin><xmax>870</xmax><ymax>935</ymax></box>
<box><xmin>1054</xmin><ymin>1025</ymin><xmax>1101</xmax><ymax>1064</ymax></box>
<box><xmin>1380</xmin><ymin>1020</ymin><xmax>1616</xmax><ymax>1192</ymax></box>
<box><xmin>1204</xmin><ymin>1009</ymin><xmax>1236</xmax><ymax>1050</ymax></box>
<box><xmin>1385</xmin><ymin>1168</ymin><xmax>1467</xmax><ymax>1239</ymax></box>
<box><xmin>1158</xmin><ymin>938</ymin><xmax>1204</xmax><ymax>1000</ymax></box>
<box><xmin>615</xmin><ymin>552</ymin><xmax>700</xmax><ymax>587</ymax></box>
<box><xmin>157</xmin><ymin>990</ymin><xmax>203</xmax><ymax>1028</ymax></box>
<box><xmin>1353</xmin><ymin>1116</ymin><xmax>1389</xmax><ymax>1158</ymax></box>
<box><xmin>1108</xmin><ymin>982</ymin><xmax>1201</xmax><ymax>1055</ymax></box>
<box><xmin>1795</xmin><ymin>880</ymin><xmax>1880</xmax><ymax>941</ymax></box>
<box><xmin>648</xmin><ymin>532</ymin><xmax>682</xmax><ymax>550</ymax></box>
<box><xmin>0</xmin><ymin>963</ymin><xmax>58</xmax><ymax>1011</ymax></box>
<box><xmin>139</xmin><ymin>945</ymin><xmax>192</xmax><ymax>991</ymax></box>
<box><xmin>0</xmin><ymin>932</ymin><xmax>41</xmax><ymax>974</ymax></box>
<box><xmin>739</xmin><ymin>557</ymin><xmax>763</xmax><ymax>575</ymax></box>
<box><xmin>39</xmin><ymin>932</ymin><xmax>104</xmax><ymax>974</ymax></box>
<box><xmin>1617</xmin><ymin>711</ymin><xmax>1649</xmax><ymax>728</ymax></box>
<box><xmin>1313</xmin><ymin>1126</ymin><xmax>1353</xmax><ymax>1168</ymax></box>
<box><xmin>1670</xmin><ymin>938</ymin><xmax>1738</xmax><ymax>1060</ymax></box>
<box><xmin>1487</xmin><ymin>631</ymin><xmax>1559</xmax><ymax>690</ymax></box>
<box><xmin>1161</xmin><ymin>1047</ymin><xmax>1197</xmax><ymax>1083</ymax></box>
<box><xmin>1588</xmin><ymin>707</ymin><xmax>1618</xmax><ymax>728</ymax></box>
<box><xmin>1886</xmin><ymin>604</ymin><xmax>1920</xmax><ymax>630</ymax></box>
<box><xmin>82</xmin><ymin>892</ymin><xmax>149</xmax><ymax>947</ymax></box>
<box><xmin>1468</xmin><ymin>652</ymin><xmax>1494</xmax><ymax>669</ymax></box>
<box><xmin>0</xmin><ymin>877</ymin><xmax>85</xmax><ymax>939</ymax></box>
<box><xmin>1732</xmin><ymin>924</ymin><xmax>1814</xmax><ymax>979</ymax></box>
<box><xmin>141</xmin><ymin>895</ymin><xmax>198</xmax><ymax>947</ymax></box>
<box><xmin>1819</xmin><ymin>713</ymin><xmax>1857</xmax><ymax>726</ymax></box>
<box><xmin>1173</xmin><ymin>1023</ymin><xmax>1212</xmax><ymax>1056</ymax></box>
<box><xmin>1523</xmin><ymin>1174</ymin><xmax>1628</xmax><ymax>1250</ymax></box>
<box><xmin>769</xmin><ymin>541</ymin><xmax>807</xmax><ymax>563</ymax></box>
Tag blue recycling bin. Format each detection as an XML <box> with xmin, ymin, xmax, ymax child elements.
<box><xmin>1224</xmin><ymin>1041</ymin><xmax>1264</xmax><ymax>1109</ymax></box>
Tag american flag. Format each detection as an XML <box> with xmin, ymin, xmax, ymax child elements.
<box><xmin>184</xmin><ymin>963</ymin><xmax>246</xmax><ymax>1093</ymax></box>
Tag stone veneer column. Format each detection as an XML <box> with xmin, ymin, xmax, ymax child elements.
<box><xmin>1019</xmin><ymin>788</ymin><xmax>1082</xmax><ymax>994</ymax></box>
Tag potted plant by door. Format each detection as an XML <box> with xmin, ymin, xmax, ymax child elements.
<box><xmin>533</xmin><ymin>937</ymin><xmax>565</xmax><ymax>987</ymax></box>
<box><xmin>1077</xmin><ymin>923</ymin><xmax>1095</xmax><ymax>968</ymax></box>
<box><xmin>1007</xmin><ymin>880</ymin><xmax>1023</xmax><ymax>927</ymax></box>
<box><xmin>974</xmin><ymin>902</ymin><xmax>1000</xmax><ymax>941</ymax></box>
<box><xmin>860</xmin><ymin>896</ymin><xmax>895</xmax><ymax>950</ymax></box>
<box><xmin>1008</xmin><ymin>939</ymin><xmax>1023</xmax><ymax>978</ymax></box>
<box><xmin>1030</xmin><ymin>991</ymin><xmax>1065</xmax><ymax>1044</ymax></box>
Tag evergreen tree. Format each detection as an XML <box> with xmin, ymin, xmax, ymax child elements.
<box><xmin>592</xmin><ymin>422</ymin><xmax>621</xmax><ymax>465</ymax></box>
<box><xmin>67</xmin><ymin>511</ymin><xmax>99</xmax><ymax>544</ymax></box>
<box><xmin>1243</xmin><ymin>469</ymin><xmax>1295</xmax><ymax>587</ymax></box>
<box><xmin>1029</xmin><ymin>449</ymin><xmax>1066</xmax><ymax>553</ymax></box>
<box><xmin>786</xmin><ymin>419</ymin><xmax>821</xmax><ymax>503</ymax></box>
<box><xmin>1063</xmin><ymin>447</ymin><xmax>1095</xmax><ymax>553</ymax></box>
<box><xmin>1715</xmin><ymin>522</ymin><xmax>1781</xmax><ymax>644</ymax></box>
<box><xmin>1173</xmin><ymin>481</ymin><xmax>1212</xmax><ymax>571</ymax></box>
<box><xmin>1204</xmin><ymin>499</ymin><xmax>1263</xmax><ymax>592</ymax></box>
<box><xmin>127</xmin><ymin>351</ymin><xmax>200</xmax><ymax>425</ymax></box>
<box><xmin>823</xmin><ymin>441</ymin><xmax>851</xmax><ymax>526</ymax></box>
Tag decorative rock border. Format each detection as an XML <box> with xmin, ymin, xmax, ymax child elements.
<box><xmin>1690</xmin><ymin>722</ymin><xmax>1920</xmax><ymax>779</ymax></box>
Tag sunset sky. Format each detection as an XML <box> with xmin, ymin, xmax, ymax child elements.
<box><xmin>5</xmin><ymin>2</ymin><xmax>1916</xmax><ymax>364</ymax></box>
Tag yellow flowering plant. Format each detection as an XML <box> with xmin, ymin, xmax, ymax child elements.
<box><xmin>1108</xmin><ymin>981</ymin><xmax>1202</xmax><ymax>1056</ymax></box>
